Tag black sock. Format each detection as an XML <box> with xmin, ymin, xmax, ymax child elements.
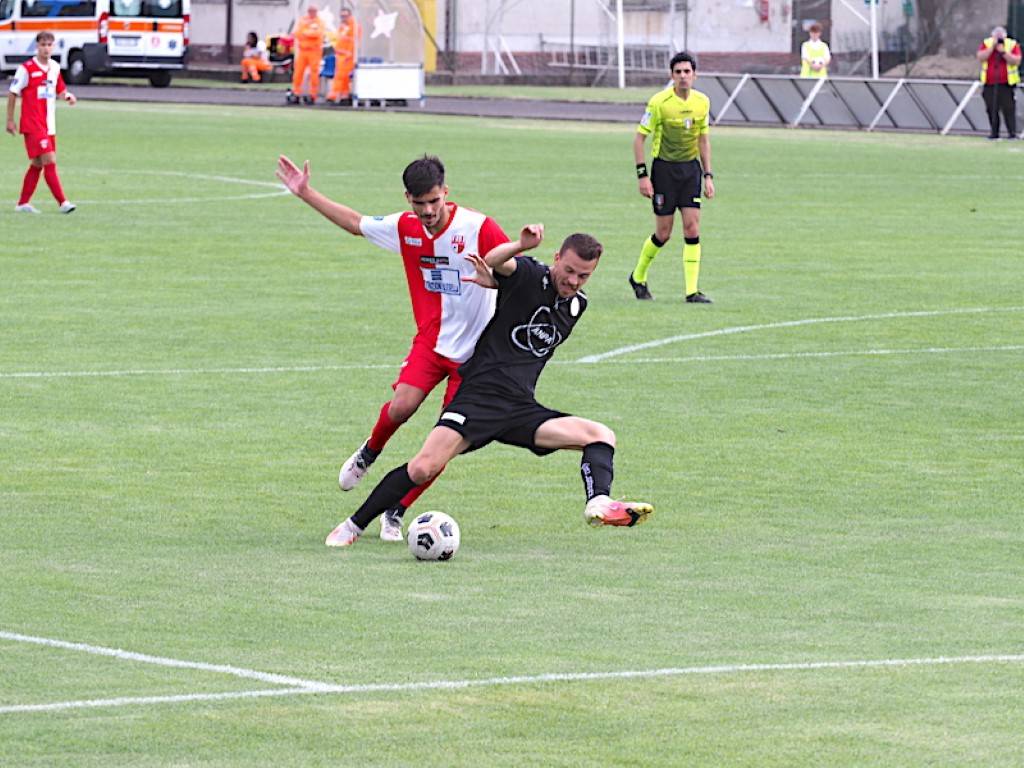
<box><xmin>351</xmin><ymin>464</ymin><xmax>417</xmax><ymax>529</ymax></box>
<box><xmin>684</xmin><ymin>236</ymin><xmax>700</xmax><ymax>246</ymax></box>
<box><xmin>390</xmin><ymin>503</ymin><xmax>408</xmax><ymax>520</ymax></box>
<box><xmin>581</xmin><ymin>442</ymin><xmax>615</xmax><ymax>501</ymax></box>
<box><xmin>651</xmin><ymin>233</ymin><xmax>667</xmax><ymax>248</ymax></box>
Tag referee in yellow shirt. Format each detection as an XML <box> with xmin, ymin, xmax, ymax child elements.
<box><xmin>630</xmin><ymin>52</ymin><xmax>715</xmax><ymax>303</ymax></box>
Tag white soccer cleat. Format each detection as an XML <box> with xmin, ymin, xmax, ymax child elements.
<box><xmin>379</xmin><ymin>508</ymin><xmax>403</xmax><ymax>542</ymax></box>
<box><xmin>14</xmin><ymin>204</ymin><xmax>41</xmax><ymax>214</ymax></box>
<box><xmin>325</xmin><ymin>518</ymin><xmax>363</xmax><ymax>547</ymax></box>
<box><xmin>339</xmin><ymin>440</ymin><xmax>373</xmax><ymax>491</ymax></box>
<box><xmin>58</xmin><ymin>201</ymin><xmax>77</xmax><ymax>214</ymax></box>
<box><xmin>584</xmin><ymin>494</ymin><xmax>654</xmax><ymax>528</ymax></box>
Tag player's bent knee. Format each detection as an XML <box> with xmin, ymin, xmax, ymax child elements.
<box><xmin>407</xmin><ymin>456</ymin><xmax>442</xmax><ymax>485</ymax></box>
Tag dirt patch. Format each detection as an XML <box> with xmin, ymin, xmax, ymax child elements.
<box><xmin>884</xmin><ymin>53</ymin><xmax>978</xmax><ymax>80</ymax></box>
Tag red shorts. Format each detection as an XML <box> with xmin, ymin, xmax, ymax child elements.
<box><xmin>24</xmin><ymin>133</ymin><xmax>56</xmax><ymax>160</ymax></box>
<box><xmin>393</xmin><ymin>339</ymin><xmax>463</xmax><ymax>406</ymax></box>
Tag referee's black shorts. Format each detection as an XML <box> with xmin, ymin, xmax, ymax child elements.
<box><xmin>651</xmin><ymin>157</ymin><xmax>703</xmax><ymax>216</ymax></box>
<box><xmin>436</xmin><ymin>385</ymin><xmax>568</xmax><ymax>457</ymax></box>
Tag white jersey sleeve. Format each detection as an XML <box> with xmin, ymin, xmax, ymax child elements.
<box><xmin>9</xmin><ymin>65</ymin><xmax>28</xmax><ymax>95</ymax></box>
<box><xmin>359</xmin><ymin>213</ymin><xmax>402</xmax><ymax>253</ymax></box>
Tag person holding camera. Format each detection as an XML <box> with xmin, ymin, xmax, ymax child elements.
<box><xmin>977</xmin><ymin>26</ymin><xmax>1021</xmax><ymax>139</ymax></box>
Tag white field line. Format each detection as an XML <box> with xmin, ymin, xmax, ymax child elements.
<box><xmin>578</xmin><ymin>306</ymin><xmax>1024</xmax><ymax>363</ymax></box>
<box><xmin>2</xmin><ymin>650</ymin><xmax>1023</xmax><ymax>715</ymax></box>
<box><xmin>0</xmin><ymin>631</ymin><xmax>330</xmax><ymax>690</ymax></box>
<box><xmin>1</xmin><ymin>344</ymin><xmax>1021</xmax><ymax>381</ymax></box>
<box><xmin>70</xmin><ymin>169</ymin><xmax>289</xmax><ymax>205</ymax></box>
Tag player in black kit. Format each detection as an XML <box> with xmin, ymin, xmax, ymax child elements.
<box><xmin>325</xmin><ymin>224</ymin><xmax>653</xmax><ymax>548</ymax></box>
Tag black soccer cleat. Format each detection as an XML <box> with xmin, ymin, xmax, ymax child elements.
<box><xmin>685</xmin><ymin>291</ymin><xmax>712</xmax><ymax>304</ymax></box>
<box><xmin>628</xmin><ymin>273</ymin><xmax>654</xmax><ymax>300</ymax></box>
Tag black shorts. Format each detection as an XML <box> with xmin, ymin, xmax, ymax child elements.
<box><xmin>651</xmin><ymin>157</ymin><xmax>702</xmax><ymax>215</ymax></box>
<box><xmin>436</xmin><ymin>385</ymin><xmax>568</xmax><ymax>456</ymax></box>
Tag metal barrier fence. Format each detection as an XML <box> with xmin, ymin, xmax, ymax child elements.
<box><xmin>698</xmin><ymin>74</ymin><xmax>1021</xmax><ymax>138</ymax></box>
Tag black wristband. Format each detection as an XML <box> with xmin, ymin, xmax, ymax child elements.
<box><xmin>703</xmin><ymin>171</ymin><xmax>714</xmax><ymax>179</ymax></box>
<box><xmin>636</xmin><ymin>163</ymin><xmax>648</xmax><ymax>179</ymax></box>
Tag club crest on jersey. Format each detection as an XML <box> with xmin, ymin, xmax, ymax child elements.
<box><xmin>684</xmin><ymin>118</ymin><xmax>693</xmax><ymax>129</ymax></box>
<box><xmin>512</xmin><ymin>306</ymin><xmax>563</xmax><ymax>358</ymax></box>
<box><xmin>451</xmin><ymin>234</ymin><xmax>466</xmax><ymax>254</ymax></box>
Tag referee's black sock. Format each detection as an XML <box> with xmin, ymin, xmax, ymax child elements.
<box><xmin>581</xmin><ymin>442</ymin><xmax>615</xmax><ymax>501</ymax></box>
<box><xmin>350</xmin><ymin>464</ymin><xmax>418</xmax><ymax>530</ymax></box>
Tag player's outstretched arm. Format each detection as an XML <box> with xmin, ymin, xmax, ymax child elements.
<box><xmin>483</xmin><ymin>224</ymin><xmax>543</xmax><ymax>276</ymax></box>
<box><xmin>276</xmin><ymin>154</ymin><xmax>363</xmax><ymax>236</ymax></box>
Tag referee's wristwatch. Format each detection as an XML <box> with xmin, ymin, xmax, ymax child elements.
<box><xmin>703</xmin><ymin>171</ymin><xmax>714</xmax><ymax>179</ymax></box>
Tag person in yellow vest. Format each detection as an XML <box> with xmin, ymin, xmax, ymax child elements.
<box><xmin>288</xmin><ymin>4</ymin><xmax>326</xmax><ymax>105</ymax></box>
<box><xmin>800</xmin><ymin>22</ymin><xmax>831</xmax><ymax>79</ymax></box>
<box><xmin>629</xmin><ymin>51</ymin><xmax>715</xmax><ymax>303</ymax></box>
<box><xmin>327</xmin><ymin>6</ymin><xmax>361</xmax><ymax>105</ymax></box>
<box><xmin>977</xmin><ymin>25</ymin><xmax>1022</xmax><ymax>139</ymax></box>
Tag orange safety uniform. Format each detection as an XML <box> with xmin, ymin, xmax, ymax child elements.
<box><xmin>240</xmin><ymin>41</ymin><xmax>272</xmax><ymax>82</ymax></box>
<box><xmin>291</xmin><ymin>14</ymin><xmax>326</xmax><ymax>99</ymax></box>
<box><xmin>327</xmin><ymin>17</ymin><xmax>361</xmax><ymax>101</ymax></box>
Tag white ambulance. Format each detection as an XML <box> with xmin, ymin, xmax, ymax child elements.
<box><xmin>0</xmin><ymin>0</ymin><xmax>189</xmax><ymax>87</ymax></box>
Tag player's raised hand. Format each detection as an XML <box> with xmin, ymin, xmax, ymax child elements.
<box><xmin>518</xmin><ymin>223</ymin><xmax>544</xmax><ymax>251</ymax></box>
<box><xmin>461</xmin><ymin>252</ymin><xmax>498</xmax><ymax>289</ymax></box>
<box><xmin>276</xmin><ymin>155</ymin><xmax>310</xmax><ymax>197</ymax></box>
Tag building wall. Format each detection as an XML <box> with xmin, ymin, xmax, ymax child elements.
<box><xmin>188</xmin><ymin>0</ymin><xmax>946</xmax><ymax>69</ymax></box>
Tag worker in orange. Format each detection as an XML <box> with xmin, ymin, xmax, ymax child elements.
<box><xmin>288</xmin><ymin>4</ymin><xmax>326</xmax><ymax>105</ymax></box>
<box><xmin>327</xmin><ymin>6</ymin><xmax>361</xmax><ymax>105</ymax></box>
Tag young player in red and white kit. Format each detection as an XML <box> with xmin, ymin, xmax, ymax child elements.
<box><xmin>5</xmin><ymin>31</ymin><xmax>77</xmax><ymax>214</ymax></box>
<box><xmin>276</xmin><ymin>153</ymin><xmax>509</xmax><ymax>542</ymax></box>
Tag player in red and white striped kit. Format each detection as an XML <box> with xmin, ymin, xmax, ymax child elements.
<box><xmin>276</xmin><ymin>153</ymin><xmax>509</xmax><ymax>542</ymax></box>
<box><xmin>5</xmin><ymin>31</ymin><xmax>77</xmax><ymax>214</ymax></box>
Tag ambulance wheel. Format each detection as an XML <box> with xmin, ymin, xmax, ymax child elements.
<box><xmin>149</xmin><ymin>71</ymin><xmax>172</xmax><ymax>88</ymax></box>
<box><xmin>66</xmin><ymin>52</ymin><xmax>91</xmax><ymax>85</ymax></box>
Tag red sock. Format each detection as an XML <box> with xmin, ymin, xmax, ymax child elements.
<box><xmin>42</xmin><ymin>162</ymin><xmax>66</xmax><ymax>203</ymax></box>
<box><xmin>18</xmin><ymin>165</ymin><xmax>42</xmax><ymax>205</ymax></box>
<box><xmin>367</xmin><ymin>401</ymin><xmax>403</xmax><ymax>453</ymax></box>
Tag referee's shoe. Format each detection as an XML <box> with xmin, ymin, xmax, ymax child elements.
<box><xmin>628</xmin><ymin>273</ymin><xmax>654</xmax><ymax>300</ymax></box>
<box><xmin>685</xmin><ymin>291</ymin><xmax>712</xmax><ymax>303</ymax></box>
<box><xmin>585</xmin><ymin>496</ymin><xmax>654</xmax><ymax>527</ymax></box>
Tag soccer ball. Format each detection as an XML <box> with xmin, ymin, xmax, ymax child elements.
<box><xmin>407</xmin><ymin>511</ymin><xmax>460</xmax><ymax>561</ymax></box>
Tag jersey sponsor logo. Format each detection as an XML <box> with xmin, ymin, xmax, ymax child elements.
<box><xmin>512</xmin><ymin>306</ymin><xmax>563</xmax><ymax>358</ymax></box>
<box><xmin>440</xmin><ymin>411</ymin><xmax>466</xmax><ymax>425</ymax></box>
<box><xmin>451</xmin><ymin>234</ymin><xmax>466</xmax><ymax>253</ymax></box>
<box><xmin>35</xmin><ymin>84</ymin><xmax>55</xmax><ymax>100</ymax></box>
<box><xmin>404</xmin><ymin>236</ymin><xmax>423</xmax><ymax>246</ymax></box>
<box><xmin>419</xmin><ymin>255</ymin><xmax>450</xmax><ymax>266</ymax></box>
<box><xmin>423</xmin><ymin>267</ymin><xmax>462</xmax><ymax>295</ymax></box>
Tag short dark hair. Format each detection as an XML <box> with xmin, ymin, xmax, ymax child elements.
<box><xmin>560</xmin><ymin>233</ymin><xmax>603</xmax><ymax>262</ymax></box>
<box><xmin>670</xmin><ymin>51</ymin><xmax>696</xmax><ymax>72</ymax></box>
<box><xmin>402</xmin><ymin>155</ymin><xmax>445</xmax><ymax>197</ymax></box>
<box><xmin>36</xmin><ymin>31</ymin><xmax>55</xmax><ymax>43</ymax></box>
<box><xmin>808</xmin><ymin>22</ymin><xmax>822</xmax><ymax>34</ymax></box>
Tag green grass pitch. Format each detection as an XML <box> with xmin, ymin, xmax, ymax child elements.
<box><xmin>2</xmin><ymin>99</ymin><xmax>1023</xmax><ymax>766</ymax></box>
